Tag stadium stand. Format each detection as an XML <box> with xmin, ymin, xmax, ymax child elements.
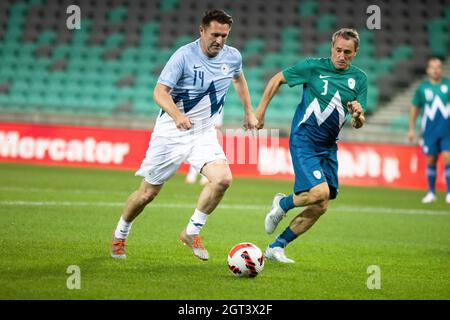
<box><xmin>344</xmin><ymin>57</ymin><xmax>450</xmax><ymax>143</ymax></box>
<box><xmin>0</xmin><ymin>0</ymin><xmax>449</xmax><ymax>137</ymax></box>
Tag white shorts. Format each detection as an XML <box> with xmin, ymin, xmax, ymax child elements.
<box><xmin>135</xmin><ymin>129</ymin><xmax>227</xmax><ymax>185</ymax></box>
<box><xmin>215</xmin><ymin>110</ymin><xmax>224</xmax><ymax>127</ymax></box>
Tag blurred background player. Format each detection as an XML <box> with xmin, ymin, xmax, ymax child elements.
<box><xmin>255</xmin><ymin>28</ymin><xmax>367</xmax><ymax>263</ymax></box>
<box><xmin>408</xmin><ymin>58</ymin><xmax>450</xmax><ymax>204</ymax></box>
<box><xmin>111</xmin><ymin>10</ymin><xmax>258</xmax><ymax>260</ymax></box>
<box><xmin>185</xmin><ymin>110</ymin><xmax>224</xmax><ymax>185</ymax></box>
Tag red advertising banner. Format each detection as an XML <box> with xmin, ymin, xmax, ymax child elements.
<box><xmin>0</xmin><ymin>122</ymin><xmax>446</xmax><ymax>190</ymax></box>
<box><xmin>0</xmin><ymin>122</ymin><xmax>150</xmax><ymax>170</ymax></box>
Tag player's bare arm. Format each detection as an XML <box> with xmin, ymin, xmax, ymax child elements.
<box><xmin>347</xmin><ymin>100</ymin><xmax>365</xmax><ymax>129</ymax></box>
<box><xmin>232</xmin><ymin>72</ymin><xmax>258</xmax><ymax>130</ymax></box>
<box><xmin>153</xmin><ymin>83</ymin><xmax>193</xmax><ymax>130</ymax></box>
<box><xmin>255</xmin><ymin>71</ymin><xmax>288</xmax><ymax>129</ymax></box>
<box><xmin>408</xmin><ymin>105</ymin><xmax>420</xmax><ymax>143</ymax></box>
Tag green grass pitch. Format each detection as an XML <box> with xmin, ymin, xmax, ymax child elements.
<box><xmin>0</xmin><ymin>163</ymin><xmax>449</xmax><ymax>299</ymax></box>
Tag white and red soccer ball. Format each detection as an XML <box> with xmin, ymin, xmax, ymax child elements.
<box><xmin>227</xmin><ymin>243</ymin><xmax>264</xmax><ymax>278</ymax></box>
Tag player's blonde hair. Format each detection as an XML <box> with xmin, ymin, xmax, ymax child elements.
<box><xmin>331</xmin><ymin>28</ymin><xmax>360</xmax><ymax>51</ymax></box>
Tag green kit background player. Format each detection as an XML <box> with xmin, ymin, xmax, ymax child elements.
<box><xmin>408</xmin><ymin>57</ymin><xmax>450</xmax><ymax>204</ymax></box>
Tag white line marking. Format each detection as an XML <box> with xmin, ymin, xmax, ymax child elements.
<box><xmin>333</xmin><ymin>205</ymin><xmax>450</xmax><ymax>216</ymax></box>
<box><xmin>0</xmin><ymin>186</ymin><xmax>128</xmax><ymax>196</ymax></box>
<box><xmin>0</xmin><ymin>200</ymin><xmax>449</xmax><ymax>216</ymax></box>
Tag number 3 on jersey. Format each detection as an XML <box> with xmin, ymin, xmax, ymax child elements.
<box><xmin>193</xmin><ymin>70</ymin><xmax>204</xmax><ymax>87</ymax></box>
<box><xmin>321</xmin><ymin>79</ymin><xmax>328</xmax><ymax>95</ymax></box>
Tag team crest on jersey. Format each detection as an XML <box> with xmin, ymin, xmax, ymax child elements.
<box><xmin>220</xmin><ymin>64</ymin><xmax>230</xmax><ymax>75</ymax></box>
<box><xmin>313</xmin><ymin>170</ymin><xmax>322</xmax><ymax>179</ymax></box>
<box><xmin>441</xmin><ymin>85</ymin><xmax>448</xmax><ymax>94</ymax></box>
<box><xmin>425</xmin><ymin>89</ymin><xmax>433</xmax><ymax>101</ymax></box>
<box><xmin>348</xmin><ymin>78</ymin><xmax>355</xmax><ymax>89</ymax></box>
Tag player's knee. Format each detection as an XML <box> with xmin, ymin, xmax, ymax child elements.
<box><xmin>307</xmin><ymin>201</ymin><xmax>328</xmax><ymax>220</ymax></box>
<box><xmin>310</xmin><ymin>187</ymin><xmax>329</xmax><ymax>204</ymax></box>
<box><xmin>140</xmin><ymin>188</ymin><xmax>159</xmax><ymax>204</ymax></box>
<box><xmin>212</xmin><ymin>174</ymin><xmax>233</xmax><ymax>191</ymax></box>
<box><xmin>219</xmin><ymin>175</ymin><xmax>233</xmax><ymax>190</ymax></box>
<box><xmin>315</xmin><ymin>201</ymin><xmax>329</xmax><ymax>215</ymax></box>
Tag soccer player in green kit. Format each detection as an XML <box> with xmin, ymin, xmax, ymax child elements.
<box><xmin>408</xmin><ymin>57</ymin><xmax>450</xmax><ymax>204</ymax></box>
<box><xmin>255</xmin><ymin>28</ymin><xmax>367</xmax><ymax>263</ymax></box>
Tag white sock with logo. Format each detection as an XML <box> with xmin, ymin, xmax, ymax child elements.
<box><xmin>186</xmin><ymin>209</ymin><xmax>208</xmax><ymax>235</ymax></box>
<box><xmin>115</xmin><ymin>216</ymin><xmax>132</xmax><ymax>239</ymax></box>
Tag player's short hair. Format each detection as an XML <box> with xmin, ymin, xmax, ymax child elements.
<box><xmin>201</xmin><ymin>9</ymin><xmax>233</xmax><ymax>28</ymax></box>
<box><xmin>428</xmin><ymin>57</ymin><xmax>442</xmax><ymax>64</ymax></box>
<box><xmin>331</xmin><ymin>28</ymin><xmax>360</xmax><ymax>51</ymax></box>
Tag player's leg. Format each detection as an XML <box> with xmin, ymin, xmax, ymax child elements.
<box><xmin>442</xmin><ymin>151</ymin><xmax>450</xmax><ymax>203</ymax></box>
<box><xmin>111</xmin><ymin>135</ymin><xmax>188</xmax><ymax>259</ymax></box>
<box><xmin>437</xmin><ymin>136</ymin><xmax>450</xmax><ymax>203</ymax></box>
<box><xmin>196</xmin><ymin>159</ymin><xmax>232</xmax><ymax>214</ymax></box>
<box><xmin>292</xmin><ymin>182</ymin><xmax>330</xmax><ymax>206</ymax></box>
<box><xmin>266</xmin><ymin>182</ymin><xmax>330</xmax><ymax>231</ymax></box>
<box><xmin>265</xmin><ymin>200</ymin><xmax>329</xmax><ymax>263</ymax></box>
<box><xmin>121</xmin><ymin>180</ymin><xmax>163</xmax><ymax>225</ymax></box>
<box><xmin>179</xmin><ymin>130</ymin><xmax>230</xmax><ymax>260</ymax></box>
<box><xmin>264</xmin><ymin>145</ymin><xmax>329</xmax><ymax>234</ymax></box>
<box><xmin>289</xmin><ymin>198</ymin><xmax>329</xmax><ymax>235</ymax></box>
<box><xmin>265</xmin><ymin>148</ymin><xmax>338</xmax><ymax>263</ymax></box>
<box><xmin>111</xmin><ymin>181</ymin><xmax>163</xmax><ymax>259</ymax></box>
<box><xmin>288</xmin><ymin>155</ymin><xmax>337</xmax><ymax>236</ymax></box>
<box><xmin>422</xmin><ymin>155</ymin><xmax>438</xmax><ymax>203</ymax></box>
<box><xmin>264</xmin><ymin>181</ymin><xmax>329</xmax><ymax>232</ymax></box>
<box><xmin>422</xmin><ymin>137</ymin><xmax>439</xmax><ymax>203</ymax></box>
<box><xmin>179</xmin><ymin>159</ymin><xmax>232</xmax><ymax>261</ymax></box>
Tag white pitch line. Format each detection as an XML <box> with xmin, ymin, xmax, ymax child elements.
<box><xmin>0</xmin><ymin>186</ymin><xmax>128</xmax><ymax>196</ymax></box>
<box><xmin>0</xmin><ymin>200</ymin><xmax>265</xmax><ymax>211</ymax></box>
<box><xmin>0</xmin><ymin>186</ymin><xmax>194</xmax><ymax>200</ymax></box>
<box><xmin>2</xmin><ymin>186</ymin><xmax>449</xmax><ymax>216</ymax></box>
<box><xmin>0</xmin><ymin>200</ymin><xmax>449</xmax><ymax>216</ymax></box>
<box><xmin>333</xmin><ymin>205</ymin><xmax>450</xmax><ymax>216</ymax></box>
<box><xmin>0</xmin><ymin>200</ymin><xmax>124</xmax><ymax>207</ymax></box>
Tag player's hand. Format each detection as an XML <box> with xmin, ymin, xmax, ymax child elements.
<box><xmin>175</xmin><ymin>114</ymin><xmax>193</xmax><ymax>131</ymax></box>
<box><xmin>347</xmin><ymin>101</ymin><xmax>365</xmax><ymax>129</ymax></box>
<box><xmin>347</xmin><ymin>101</ymin><xmax>363</xmax><ymax>116</ymax></box>
<box><xmin>254</xmin><ymin>109</ymin><xmax>265</xmax><ymax>129</ymax></box>
<box><xmin>407</xmin><ymin>129</ymin><xmax>416</xmax><ymax>143</ymax></box>
<box><xmin>244</xmin><ymin>112</ymin><xmax>259</xmax><ymax>130</ymax></box>
<box><xmin>351</xmin><ymin>114</ymin><xmax>365</xmax><ymax>129</ymax></box>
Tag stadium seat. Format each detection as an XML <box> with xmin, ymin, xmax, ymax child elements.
<box><xmin>0</xmin><ymin>0</ymin><xmax>448</xmax><ymax>125</ymax></box>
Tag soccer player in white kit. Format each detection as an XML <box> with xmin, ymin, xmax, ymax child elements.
<box><xmin>111</xmin><ymin>10</ymin><xmax>258</xmax><ymax>261</ymax></box>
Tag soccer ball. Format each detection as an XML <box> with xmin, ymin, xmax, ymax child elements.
<box><xmin>227</xmin><ymin>242</ymin><xmax>264</xmax><ymax>278</ymax></box>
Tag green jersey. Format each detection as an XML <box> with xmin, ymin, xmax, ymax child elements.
<box><xmin>283</xmin><ymin>58</ymin><xmax>367</xmax><ymax>147</ymax></box>
<box><xmin>412</xmin><ymin>78</ymin><xmax>450</xmax><ymax>140</ymax></box>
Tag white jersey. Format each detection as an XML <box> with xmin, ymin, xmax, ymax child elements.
<box><xmin>153</xmin><ymin>39</ymin><xmax>242</xmax><ymax>138</ymax></box>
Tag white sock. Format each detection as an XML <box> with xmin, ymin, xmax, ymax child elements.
<box><xmin>186</xmin><ymin>209</ymin><xmax>209</xmax><ymax>235</ymax></box>
<box><xmin>115</xmin><ymin>216</ymin><xmax>132</xmax><ymax>239</ymax></box>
